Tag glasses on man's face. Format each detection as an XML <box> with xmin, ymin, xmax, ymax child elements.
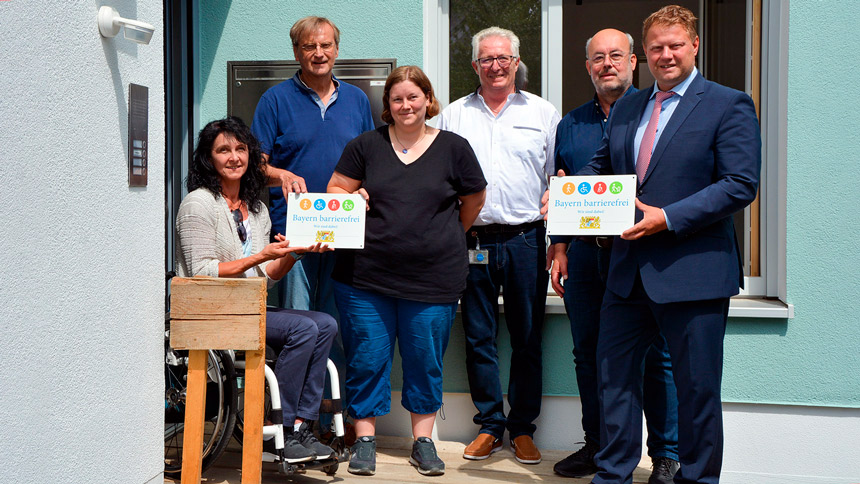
<box><xmin>589</xmin><ymin>51</ymin><xmax>628</xmax><ymax>67</ymax></box>
<box><xmin>232</xmin><ymin>209</ymin><xmax>247</xmax><ymax>243</ymax></box>
<box><xmin>476</xmin><ymin>55</ymin><xmax>517</xmax><ymax>69</ymax></box>
<box><xmin>299</xmin><ymin>42</ymin><xmax>335</xmax><ymax>53</ymax></box>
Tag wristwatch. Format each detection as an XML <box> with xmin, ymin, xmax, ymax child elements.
<box><xmin>289</xmin><ymin>252</ymin><xmax>305</xmax><ymax>261</ymax></box>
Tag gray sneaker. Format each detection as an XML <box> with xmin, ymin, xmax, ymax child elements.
<box><xmin>294</xmin><ymin>421</ymin><xmax>335</xmax><ymax>460</ymax></box>
<box><xmin>409</xmin><ymin>437</ymin><xmax>445</xmax><ymax>476</ymax></box>
<box><xmin>348</xmin><ymin>436</ymin><xmax>376</xmax><ymax>475</ymax></box>
<box><xmin>281</xmin><ymin>426</ymin><xmax>315</xmax><ymax>464</ymax></box>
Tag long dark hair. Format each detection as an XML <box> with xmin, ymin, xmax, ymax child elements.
<box><xmin>187</xmin><ymin>116</ymin><xmax>267</xmax><ymax>213</ymax></box>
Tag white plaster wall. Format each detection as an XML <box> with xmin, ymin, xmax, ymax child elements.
<box><xmin>0</xmin><ymin>2</ymin><xmax>164</xmax><ymax>483</ymax></box>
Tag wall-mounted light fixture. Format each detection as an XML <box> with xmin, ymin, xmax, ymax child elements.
<box><xmin>98</xmin><ymin>6</ymin><xmax>155</xmax><ymax>45</ymax></box>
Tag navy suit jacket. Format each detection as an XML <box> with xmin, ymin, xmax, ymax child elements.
<box><xmin>580</xmin><ymin>73</ymin><xmax>761</xmax><ymax>304</ymax></box>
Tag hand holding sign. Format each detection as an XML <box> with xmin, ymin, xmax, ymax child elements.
<box><xmin>285</xmin><ymin>193</ymin><xmax>367</xmax><ymax>248</ymax></box>
<box><xmin>546</xmin><ymin>175</ymin><xmax>637</xmax><ymax>236</ymax></box>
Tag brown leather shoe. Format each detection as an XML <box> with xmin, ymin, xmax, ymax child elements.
<box><xmin>463</xmin><ymin>433</ymin><xmax>502</xmax><ymax>460</ymax></box>
<box><xmin>511</xmin><ymin>435</ymin><xmax>542</xmax><ymax>464</ymax></box>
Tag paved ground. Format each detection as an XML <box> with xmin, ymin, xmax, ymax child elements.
<box><xmin>166</xmin><ymin>436</ymin><xmax>653</xmax><ymax>483</ymax></box>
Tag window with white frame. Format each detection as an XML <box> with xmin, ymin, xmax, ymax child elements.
<box><xmin>425</xmin><ymin>0</ymin><xmax>789</xmax><ymax>315</ymax></box>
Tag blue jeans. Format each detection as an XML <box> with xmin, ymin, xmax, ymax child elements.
<box><xmin>279</xmin><ymin>251</ymin><xmax>338</xmax><ymax>317</ymax></box>
<box><xmin>563</xmin><ymin>239</ymin><xmax>678</xmax><ymax>459</ymax></box>
<box><xmin>265</xmin><ymin>308</ymin><xmax>337</xmax><ymax>423</ymax></box>
<box><xmin>333</xmin><ymin>281</ymin><xmax>456</xmax><ymax>419</ymax></box>
<box><xmin>461</xmin><ymin>224</ymin><xmax>548</xmax><ymax>439</ymax></box>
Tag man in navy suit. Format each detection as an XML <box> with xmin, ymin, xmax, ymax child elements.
<box><xmin>550</xmin><ymin>28</ymin><xmax>679</xmax><ymax>484</ymax></box>
<box><xmin>573</xmin><ymin>6</ymin><xmax>761</xmax><ymax>484</ymax></box>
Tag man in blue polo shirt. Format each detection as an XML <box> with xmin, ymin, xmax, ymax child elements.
<box><xmin>252</xmin><ymin>16</ymin><xmax>374</xmax><ymax>316</ymax></box>
<box><xmin>549</xmin><ymin>28</ymin><xmax>679</xmax><ymax>484</ymax></box>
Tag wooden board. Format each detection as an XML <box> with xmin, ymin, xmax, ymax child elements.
<box><xmin>170</xmin><ymin>277</ymin><xmax>266</xmax><ymax>351</ymax></box>
<box><xmin>171</xmin><ymin>277</ymin><xmax>267</xmax><ymax>317</ymax></box>
<box><xmin>170</xmin><ymin>316</ymin><xmax>264</xmax><ymax>350</ymax></box>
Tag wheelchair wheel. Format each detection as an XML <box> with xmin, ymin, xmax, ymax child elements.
<box><xmin>232</xmin><ymin>376</ymin><xmax>273</xmax><ymax>444</ymax></box>
<box><xmin>323</xmin><ymin>462</ymin><xmax>339</xmax><ymax>476</ymax></box>
<box><xmin>231</xmin><ymin>349</ymin><xmax>274</xmax><ymax>444</ymax></box>
<box><xmin>164</xmin><ymin>347</ymin><xmax>238</xmax><ymax>478</ymax></box>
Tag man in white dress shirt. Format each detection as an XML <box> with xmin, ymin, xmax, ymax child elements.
<box><xmin>438</xmin><ymin>26</ymin><xmax>560</xmax><ymax>465</ymax></box>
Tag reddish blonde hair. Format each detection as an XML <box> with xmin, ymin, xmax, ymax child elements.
<box><xmin>642</xmin><ymin>5</ymin><xmax>698</xmax><ymax>45</ymax></box>
<box><xmin>381</xmin><ymin>66</ymin><xmax>441</xmax><ymax>124</ymax></box>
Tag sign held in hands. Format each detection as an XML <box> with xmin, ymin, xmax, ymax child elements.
<box><xmin>285</xmin><ymin>193</ymin><xmax>366</xmax><ymax>248</ymax></box>
<box><xmin>546</xmin><ymin>175</ymin><xmax>637</xmax><ymax>236</ymax></box>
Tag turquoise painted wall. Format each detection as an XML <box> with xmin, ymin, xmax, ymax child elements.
<box><xmin>198</xmin><ymin>0</ymin><xmax>423</xmax><ymax>124</ymax></box>
<box><xmin>729</xmin><ymin>0</ymin><xmax>860</xmax><ymax>407</ymax></box>
<box><xmin>200</xmin><ymin>2</ymin><xmax>860</xmax><ymax>408</ymax></box>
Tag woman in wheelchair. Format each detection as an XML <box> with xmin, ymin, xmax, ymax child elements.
<box><xmin>176</xmin><ymin>116</ymin><xmax>337</xmax><ymax>463</ymax></box>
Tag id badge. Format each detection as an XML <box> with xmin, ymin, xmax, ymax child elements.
<box><xmin>468</xmin><ymin>249</ymin><xmax>489</xmax><ymax>265</ymax></box>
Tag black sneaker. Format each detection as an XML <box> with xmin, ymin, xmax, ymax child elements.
<box><xmin>409</xmin><ymin>437</ymin><xmax>445</xmax><ymax>476</ymax></box>
<box><xmin>553</xmin><ymin>440</ymin><xmax>599</xmax><ymax>477</ymax></box>
<box><xmin>348</xmin><ymin>436</ymin><xmax>376</xmax><ymax>475</ymax></box>
<box><xmin>281</xmin><ymin>426</ymin><xmax>316</xmax><ymax>464</ymax></box>
<box><xmin>295</xmin><ymin>421</ymin><xmax>336</xmax><ymax>460</ymax></box>
<box><xmin>649</xmin><ymin>456</ymin><xmax>680</xmax><ymax>484</ymax></box>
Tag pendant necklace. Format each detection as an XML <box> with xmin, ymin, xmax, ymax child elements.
<box><xmin>392</xmin><ymin>126</ymin><xmax>426</xmax><ymax>154</ymax></box>
<box><xmin>223</xmin><ymin>193</ymin><xmax>243</xmax><ymax>211</ymax></box>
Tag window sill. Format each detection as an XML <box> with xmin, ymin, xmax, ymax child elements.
<box><xmin>726</xmin><ymin>297</ymin><xmax>794</xmax><ymax>319</ymax></box>
<box><xmin>540</xmin><ymin>295</ymin><xmax>793</xmax><ymax>319</ymax></box>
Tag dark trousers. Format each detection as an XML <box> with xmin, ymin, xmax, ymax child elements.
<box><xmin>265</xmin><ymin>308</ymin><xmax>337</xmax><ymax>424</ymax></box>
<box><xmin>562</xmin><ymin>239</ymin><xmax>678</xmax><ymax>459</ymax></box>
<box><xmin>461</xmin><ymin>225</ymin><xmax>548</xmax><ymax>438</ymax></box>
<box><xmin>276</xmin><ymin>251</ymin><xmax>345</xmax><ymax>427</ymax></box>
<box><xmin>593</xmin><ymin>274</ymin><xmax>729</xmax><ymax>484</ymax></box>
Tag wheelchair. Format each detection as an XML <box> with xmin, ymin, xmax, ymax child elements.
<box><xmin>232</xmin><ymin>345</ymin><xmax>346</xmax><ymax>476</ymax></box>
<box><xmin>164</xmin><ymin>329</ymin><xmax>346</xmax><ymax>478</ymax></box>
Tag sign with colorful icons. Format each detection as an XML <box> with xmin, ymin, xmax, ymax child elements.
<box><xmin>286</xmin><ymin>193</ymin><xmax>366</xmax><ymax>249</ymax></box>
<box><xmin>546</xmin><ymin>175</ymin><xmax>637</xmax><ymax>236</ymax></box>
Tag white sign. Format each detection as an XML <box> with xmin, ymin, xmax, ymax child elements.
<box><xmin>285</xmin><ymin>193</ymin><xmax>366</xmax><ymax>249</ymax></box>
<box><xmin>546</xmin><ymin>175</ymin><xmax>636</xmax><ymax>236</ymax></box>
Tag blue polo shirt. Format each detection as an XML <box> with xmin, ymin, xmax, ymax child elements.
<box><xmin>551</xmin><ymin>87</ymin><xmax>637</xmax><ymax>245</ymax></box>
<box><xmin>251</xmin><ymin>72</ymin><xmax>374</xmax><ymax>235</ymax></box>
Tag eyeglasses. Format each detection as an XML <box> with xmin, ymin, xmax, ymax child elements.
<box><xmin>232</xmin><ymin>209</ymin><xmax>247</xmax><ymax>243</ymax></box>
<box><xmin>589</xmin><ymin>52</ymin><xmax>628</xmax><ymax>66</ymax></box>
<box><xmin>475</xmin><ymin>55</ymin><xmax>517</xmax><ymax>69</ymax></box>
<box><xmin>299</xmin><ymin>42</ymin><xmax>335</xmax><ymax>53</ymax></box>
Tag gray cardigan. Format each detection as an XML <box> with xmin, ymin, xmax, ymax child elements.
<box><xmin>175</xmin><ymin>188</ymin><xmax>277</xmax><ymax>287</ymax></box>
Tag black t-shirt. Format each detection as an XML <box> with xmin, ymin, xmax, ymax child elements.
<box><xmin>332</xmin><ymin>126</ymin><xmax>487</xmax><ymax>303</ymax></box>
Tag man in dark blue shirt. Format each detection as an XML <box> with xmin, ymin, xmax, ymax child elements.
<box><xmin>252</xmin><ymin>16</ymin><xmax>374</xmax><ymax>316</ymax></box>
<box><xmin>251</xmin><ymin>16</ymin><xmax>374</xmax><ymax>452</ymax></box>
<box><xmin>549</xmin><ymin>28</ymin><xmax>679</xmax><ymax>484</ymax></box>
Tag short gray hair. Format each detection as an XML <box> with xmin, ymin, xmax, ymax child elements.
<box><xmin>584</xmin><ymin>32</ymin><xmax>634</xmax><ymax>58</ymax></box>
<box><xmin>472</xmin><ymin>26</ymin><xmax>520</xmax><ymax>61</ymax></box>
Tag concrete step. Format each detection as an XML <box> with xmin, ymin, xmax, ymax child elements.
<box><xmin>166</xmin><ymin>435</ymin><xmax>654</xmax><ymax>483</ymax></box>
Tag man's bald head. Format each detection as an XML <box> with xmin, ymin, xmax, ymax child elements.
<box><xmin>585</xmin><ymin>28</ymin><xmax>637</xmax><ymax>102</ymax></box>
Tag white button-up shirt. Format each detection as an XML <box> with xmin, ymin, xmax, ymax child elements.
<box><xmin>439</xmin><ymin>90</ymin><xmax>560</xmax><ymax>226</ymax></box>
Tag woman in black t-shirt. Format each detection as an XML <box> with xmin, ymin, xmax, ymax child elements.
<box><xmin>328</xmin><ymin>66</ymin><xmax>486</xmax><ymax>477</ymax></box>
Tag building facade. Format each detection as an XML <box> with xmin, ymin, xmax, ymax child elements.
<box><xmin>2</xmin><ymin>1</ymin><xmax>858</xmax><ymax>483</ymax></box>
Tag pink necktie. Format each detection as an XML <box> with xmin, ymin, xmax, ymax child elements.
<box><xmin>636</xmin><ymin>91</ymin><xmax>675</xmax><ymax>181</ymax></box>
